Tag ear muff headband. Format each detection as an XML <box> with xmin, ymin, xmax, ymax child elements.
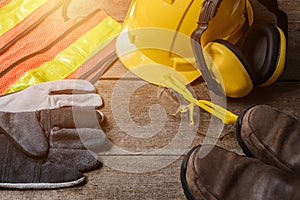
<box><xmin>242</xmin><ymin>23</ymin><xmax>281</xmax><ymax>84</ymax></box>
<box><xmin>257</xmin><ymin>0</ymin><xmax>288</xmax><ymax>37</ymax></box>
<box><xmin>191</xmin><ymin>0</ymin><xmax>288</xmax><ymax>96</ymax></box>
<box><xmin>191</xmin><ymin>0</ymin><xmax>224</xmax><ymax>96</ymax></box>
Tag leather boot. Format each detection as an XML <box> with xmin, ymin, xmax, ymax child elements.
<box><xmin>181</xmin><ymin>144</ymin><xmax>300</xmax><ymax>200</ymax></box>
<box><xmin>236</xmin><ymin>105</ymin><xmax>300</xmax><ymax>174</ymax></box>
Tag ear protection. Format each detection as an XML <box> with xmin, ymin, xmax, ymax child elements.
<box><xmin>191</xmin><ymin>0</ymin><xmax>288</xmax><ymax>98</ymax></box>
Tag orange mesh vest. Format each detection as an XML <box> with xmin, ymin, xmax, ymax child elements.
<box><xmin>0</xmin><ymin>0</ymin><xmax>12</xmax><ymax>7</ymax></box>
<box><xmin>0</xmin><ymin>0</ymin><xmax>109</xmax><ymax>94</ymax></box>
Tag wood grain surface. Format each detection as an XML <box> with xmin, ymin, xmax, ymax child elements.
<box><xmin>0</xmin><ymin>0</ymin><xmax>299</xmax><ymax>199</ymax></box>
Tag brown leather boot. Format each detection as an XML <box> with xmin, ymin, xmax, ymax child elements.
<box><xmin>181</xmin><ymin>144</ymin><xmax>300</xmax><ymax>200</ymax></box>
<box><xmin>236</xmin><ymin>105</ymin><xmax>300</xmax><ymax>174</ymax></box>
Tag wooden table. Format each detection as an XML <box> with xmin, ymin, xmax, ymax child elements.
<box><xmin>0</xmin><ymin>0</ymin><xmax>299</xmax><ymax>199</ymax></box>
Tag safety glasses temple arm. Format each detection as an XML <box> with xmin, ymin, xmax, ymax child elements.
<box><xmin>161</xmin><ymin>75</ymin><xmax>238</xmax><ymax>124</ymax></box>
<box><xmin>198</xmin><ymin>100</ymin><xmax>238</xmax><ymax>124</ymax></box>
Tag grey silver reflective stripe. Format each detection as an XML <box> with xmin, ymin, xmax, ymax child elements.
<box><xmin>78</xmin><ymin>50</ymin><xmax>117</xmax><ymax>81</ymax></box>
<box><xmin>90</xmin><ymin>52</ymin><xmax>118</xmax><ymax>83</ymax></box>
<box><xmin>0</xmin><ymin>176</ymin><xmax>86</xmax><ymax>189</ymax></box>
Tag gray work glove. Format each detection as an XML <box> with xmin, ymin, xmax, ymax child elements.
<box><xmin>0</xmin><ymin>80</ymin><xmax>102</xmax><ymax>112</ymax></box>
<box><xmin>0</xmin><ymin>80</ymin><xmax>107</xmax><ymax>189</ymax></box>
<box><xmin>0</xmin><ymin>106</ymin><xmax>106</xmax><ymax>189</ymax></box>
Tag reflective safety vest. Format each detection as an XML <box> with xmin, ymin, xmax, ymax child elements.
<box><xmin>0</xmin><ymin>0</ymin><xmax>121</xmax><ymax>94</ymax></box>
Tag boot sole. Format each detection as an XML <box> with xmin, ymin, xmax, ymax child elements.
<box><xmin>235</xmin><ymin>106</ymin><xmax>255</xmax><ymax>157</ymax></box>
<box><xmin>180</xmin><ymin>145</ymin><xmax>200</xmax><ymax>200</ymax></box>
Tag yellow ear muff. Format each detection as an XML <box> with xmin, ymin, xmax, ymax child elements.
<box><xmin>241</xmin><ymin>23</ymin><xmax>286</xmax><ymax>87</ymax></box>
<box><xmin>201</xmin><ymin>23</ymin><xmax>286</xmax><ymax>98</ymax></box>
<box><xmin>258</xmin><ymin>26</ymin><xmax>286</xmax><ymax>87</ymax></box>
<box><xmin>203</xmin><ymin>41</ymin><xmax>253</xmax><ymax>98</ymax></box>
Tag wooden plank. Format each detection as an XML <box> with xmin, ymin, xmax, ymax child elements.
<box><xmin>95</xmin><ymin>79</ymin><xmax>300</xmax><ymax>155</ymax></box>
<box><xmin>0</xmin><ymin>158</ymin><xmax>186</xmax><ymax>200</ymax></box>
<box><xmin>98</xmin><ymin>75</ymin><xmax>300</xmax><ymax>120</ymax></box>
<box><xmin>226</xmin><ymin>81</ymin><xmax>300</xmax><ymax>118</ymax></box>
<box><xmin>97</xmin><ymin>78</ymin><xmax>238</xmax><ymax>153</ymax></box>
<box><xmin>284</xmin><ymin>22</ymin><xmax>300</xmax><ymax>80</ymax></box>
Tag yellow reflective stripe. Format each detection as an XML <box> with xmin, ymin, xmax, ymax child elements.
<box><xmin>0</xmin><ymin>0</ymin><xmax>48</xmax><ymax>36</ymax></box>
<box><xmin>5</xmin><ymin>16</ymin><xmax>121</xmax><ymax>94</ymax></box>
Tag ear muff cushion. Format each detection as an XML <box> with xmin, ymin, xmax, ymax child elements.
<box><xmin>214</xmin><ymin>39</ymin><xmax>256</xmax><ymax>82</ymax></box>
<box><xmin>241</xmin><ymin>23</ymin><xmax>281</xmax><ymax>84</ymax></box>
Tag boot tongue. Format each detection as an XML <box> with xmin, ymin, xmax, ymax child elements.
<box><xmin>0</xmin><ymin>111</ymin><xmax>49</xmax><ymax>159</ymax></box>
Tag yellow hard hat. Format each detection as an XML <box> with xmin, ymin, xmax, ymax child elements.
<box><xmin>116</xmin><ymin>0</ymin><xmax>253</xmax><ymax>86</ymax></box>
